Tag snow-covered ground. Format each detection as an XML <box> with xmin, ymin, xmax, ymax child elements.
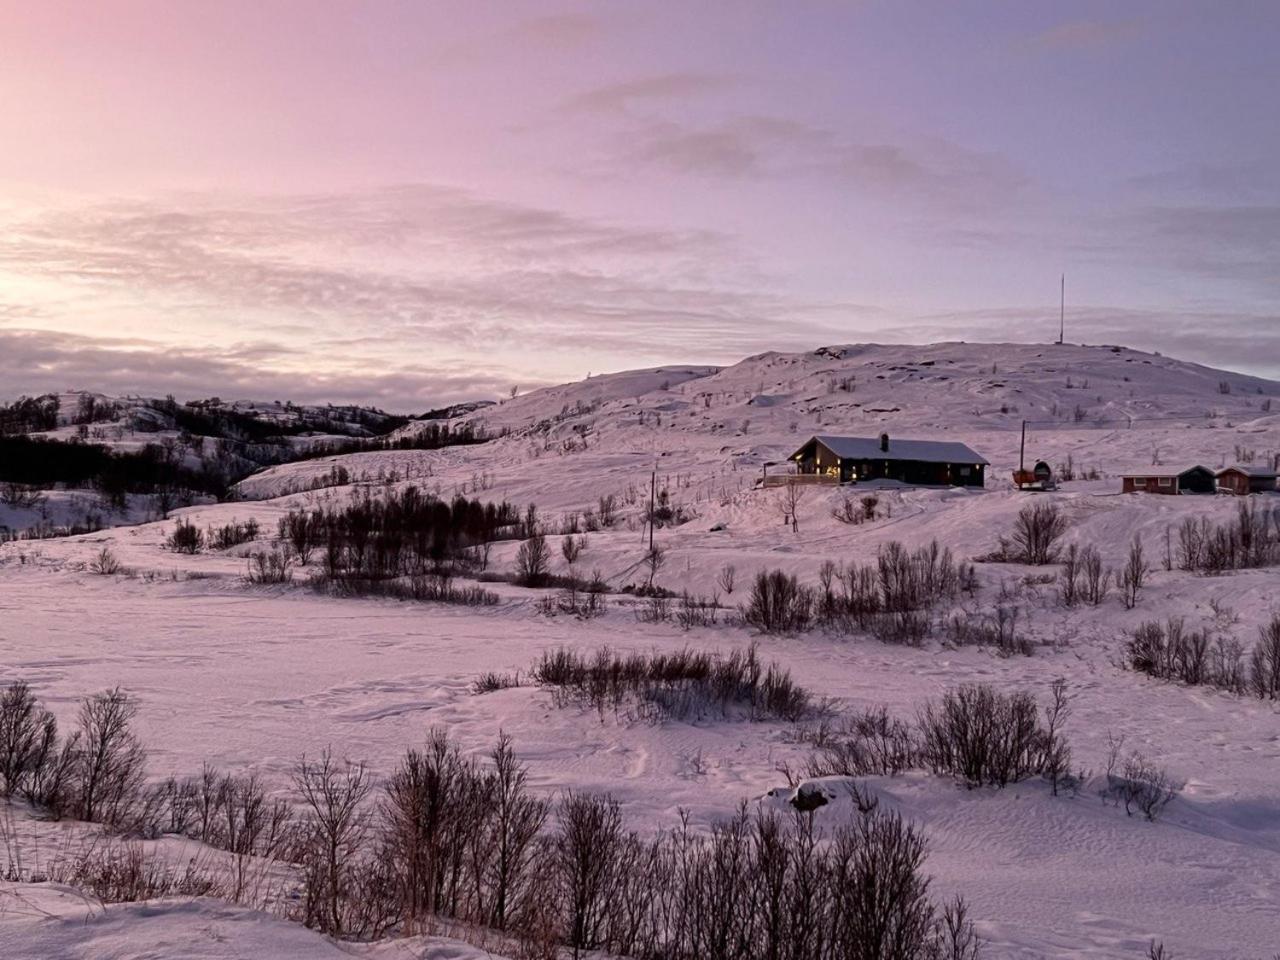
<box><xmin>3</xmin><ymin>342</ymin><xmax>1279</xmax><ymax>958</ymax></box>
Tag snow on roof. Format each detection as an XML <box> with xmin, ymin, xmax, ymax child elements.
<box><xmin>801</xmin><ymin>434</ymin><xmax>989</xmax><ymax>465</ymax></box>
<box><xmin>1217</xmin><ymin>464</ymin><xmax>1278</xmax><ymax>478</ymax></box>
<box><xmin>1119</xmin><ymin>465</ymin><xmax>1212</xmax><ymax>478</ymax></box>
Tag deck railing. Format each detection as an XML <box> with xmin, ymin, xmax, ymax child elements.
<box><xmin>759</xmin><ymin>473</ymin><xmax>838</xmax><ymax>488</ymax></box>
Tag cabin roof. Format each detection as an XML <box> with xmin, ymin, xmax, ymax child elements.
<box><xmin>1120</xmin><ymin>465</ymin><xmax>1212</xmax><ymax>479</ymax></box>
<box><xmin>1217</xmin><ymin>464</ymin><xmax>1278</xmax><ymax>479</ymax></box>
<box><xmin>796</xmin><ymin>434</ymin><xmax>988</xmax><ymax>465</ymax></box>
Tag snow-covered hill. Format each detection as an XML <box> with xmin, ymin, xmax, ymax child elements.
<box><xmin>4</xmin><ymin>341</ymin><xmax>1280</xmax><ymax>959</ymax></box>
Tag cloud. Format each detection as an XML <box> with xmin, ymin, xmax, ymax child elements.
<box><xmin>1023</xmin><ymin>19</ymin><xmax>1144</xmax><ymax>52</ymax></box>
<box><xmin>559</xmin><ymin>73</ymin><xmax>731</xmax><ymax>114</ymax></box>
<box><xmin>508</xmin><ymin>12</ymin><xmax>603</xmax><ymax>48</ymax></box>
<box><xmin>0</xmin><ymin>186</ymin><xmax>873</xmax><ymax>405</ymax></box>
<box><xmin>0</xmin><ymin>328</ymin><xmax>520</xmax><ymax>411</ymax></box>
<box><xmin>601</xmin><ymin>115</ymin><xmax>1028</xmax><ymax>211</ymax></box>
<box><xmin>1094</xmin><ymin>205</ymin><xmax>1280</xmax><ymax>293</ymax></box>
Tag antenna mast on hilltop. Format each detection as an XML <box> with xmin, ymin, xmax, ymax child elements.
<box><xmin>1056</xmin><ymin>274</ymin><xmax>1065</xmax><ymax>345</ymax></box>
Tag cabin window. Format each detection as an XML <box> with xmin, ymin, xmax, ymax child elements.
<box><xmin>1158</xmin><ymin>477</ymin><xmax>1172</xmax><ymax>488</ymax></box>
<box><xmin>959</xmin><ymin>466</ymin><xmax>971</xmax><ymax>477</ymax></box>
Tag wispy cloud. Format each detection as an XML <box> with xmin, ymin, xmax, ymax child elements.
<box><xmin>1022</xmin><ymin>19</ymin><xmax>1144</xmax><ymax>52</ymax></box>
<box><xmin>0</xmin><ymin>327</ymin><xmax>520</xmax><ymax>410</ymax></box>
<box><xmin>559</xmin><ymin>73</ymin><xmax>732</xmax><ymax>114</ymax></box>
<box><xmin>593</xmin><ymin>114</ymin><xmax>1029</xmax><ymax>212</ymax></box>
<box><xmin>0</xmin><ymin>186</ymin><xmax>874</xmax><ymax>404</ymax></box>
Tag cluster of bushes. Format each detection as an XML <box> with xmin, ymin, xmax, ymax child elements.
<box><xmin>557</xmin><ymin>493</ymin><xmax>619</xmax><ymax>534</ymax></box>
<box><xmin>1172</xmin><ymin>504</ymin><xmax>1280</xmax><ymax>574</ymax></box>
<box><xmin>743</xmin><ymin>541</ymin><xmax>973</xmax><ymax>645</ymax></box>
<box><xmin>0</xmin><ymin>683</ymin><xmax>147</xmax><ymax>828</ymax></box>
<box><xmin>166</xmin><ymin>517</ymin><xmax>263</xmax><ymax>555</ymax></box>
<box><xmin>807</xmin><ymin>682</ymin><xmax>1076</xmax><ymax>795</ymax></box>
<box><xmin>944</xmin><ymin>605</ymin><xmax>1031</xmax><ymax>656</ymax></box>
<box><xmin>831</xmin><ymin>493</ymin><xmax>881</xmax><ymax>525</ymax></box>
<box><xmin>0</xmin><ymin>435</ymin><xmax>230</xmax><ymax>507</ymax></box>
<box><xmin>313</xmin><ymin>734</ymin><xmax>980</xmax><ymax>958</ymax></box>
<box><xmin>276</xmin><ymin>487</ymin><xmax>522</xmax><ymax>579</ymax></box>
<box><xmin>0</xmin><ymin>394</ymin><xmax>60</xmax><ymax>434</ymax></box>
<box><xmin>289</xmin><ymin>420</ymin><xmax>489</xmax><ymax>462</ymax></box>
<box><xmin>1057</xmin><ymin>538</ymin><xmax>1149</xmax><ymax>609</ymax></box>
<box><xmin>2</xmin><ymin>687</ymin><xmax>979</xmax><ymax>959</ymax></box>
<box><xmin>209</xmin><ymin>518</ymin><xmax>260</xmax><ymax>550</ymax></box>
<box><xmin>525</xmin><ymin>644</ymin><xmax>816</xmax><ymax>722</ymax></box>
<box><xmin>1125</xmin><ymin>615</ymin><xmax>1280</xmax><ymax>699</ymax></box>
<box><xmin>313</xmin><ymin>570</ymin><xmax>499</xmax><ymax>607</ymax></box>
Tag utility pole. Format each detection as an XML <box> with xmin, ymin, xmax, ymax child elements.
<box><xmin>1057</xmin><ymin>274</ymin><xmax>1065</xmax><ymax>345</ymax></box>
<box><xmin>648</xmin><ymin>468</ymin><xmax>656</xmax><ymax>552</ymax></box>
<box><xmin>1019</xmin><ymin>419</ymin><xmax>1027</xmax><ymax>473</ymax></box>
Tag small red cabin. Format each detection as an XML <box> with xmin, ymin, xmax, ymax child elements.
<box><xmin>1121</xmin><ymin>466</ymin><xmax>1215</xmax><ymax>495</ymax></box>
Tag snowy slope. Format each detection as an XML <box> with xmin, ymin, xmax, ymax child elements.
<box><xmin>3</xmin><ymin>341</ymin><xmax>1280</xmax><ymax>958</ymax></box>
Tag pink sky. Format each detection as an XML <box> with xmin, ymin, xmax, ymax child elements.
<box><xmin>2</xmin><ymin>1</ymin><xmax>1278</xmax><ymax>407</ymax></box>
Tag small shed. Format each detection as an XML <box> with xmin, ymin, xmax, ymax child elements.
<box><xmin>1121</xmin><ymin>465</ymin><xmax>1216</xmax><ymax>495</ymax></box>
<box><xmin>1216</xmin><ymin>464</ymin><xmax>1278</xmax><ymax>496</ymax></box>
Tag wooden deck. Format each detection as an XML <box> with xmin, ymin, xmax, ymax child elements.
<box><xmin>759</xmin><ymin>473</ymin><xmax>839</xmax><ymax>488</ymax></box>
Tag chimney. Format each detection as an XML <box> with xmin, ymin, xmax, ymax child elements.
<box><xmin>879</xmin><ymin>432</ymin><xmax>889</xmax><ymax>452</ymax></box>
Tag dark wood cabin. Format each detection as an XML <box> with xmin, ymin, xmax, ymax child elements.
<box><xmin>1216</xmin><ymin>465</ymin><xmax>1278</xmax><ymax>495</ymax></box>
<box><xmin>1121</xmin><ymin>465</ymin><xmax>1215</xmax><ymax>495</ymax></box>
<box><xmin>788</xmin><ymin>433</ymin><xmax>987</xmax><ymax>487</ymax></box>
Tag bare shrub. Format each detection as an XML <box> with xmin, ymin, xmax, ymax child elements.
<box><xmin>1120</xmin><ymin>537</ymin><xmax>1148</xmax><ymax>609</ymax></box>
<box><xmin>742</xmin><ymin>569</ymin><xmax>813</xmax><ymax>634</ymax></box>
<box><xmin>531</xmin><ymin>644</ymin><xmax>814</xmax><ymax>722</ymax></box>
<box><xmin>945</xmin><ymin>605</ymin><xmax>1031</xmax><ymax>656</ymax></box>
<box><xmin>675</xmin><ymin>591</ymin><xmax>719</xmax><ymax>629</ymax></box>
<box><xmin>561</xmin><ymin>534</ymin><xmax>584</xmax><ymax>568</ymax></box>
<box><xmin>89</xmin><ymin>547</ymin><xmax>122</xmax><ymax>575</ymax></box>
<box><xmin>716</xmin><ymin>563</ymin><xmax>736</xmax><ymax>595</ymax></box>
<box><xmin>209</xmin><ymin>518</ymin><xmax>260</xmax><ymax>550</ymax></box>
<box><xmin>555</xmin><ymin>792</ymin><xmax>627</xmax><ymax>955</ymax></box>
<box><xmin>166</xmin><ymin>518</ymin><xmax>204</xmax><ymax>554</ymax></box>
<box><xmin>51</xmin><ymin>840</ymin><xmax>218</xmax><ymax>903</ymax></box>
<box><xmin>1249</xmin><ymin>615</ymin><xmax>1280</xmax><ymax>700</ymax></box>
<box><xmin>486</xmin><ymin>733</ymin><xmax>551</xmax><ymax>930</ymax></box>
<box><xmin>918</xmin><ymin>683</ymin><xmax>1053</xmax><ymax>787</ymax></box>
<box><xmin>990</xmin><ymin>502</ymin><xmax>1069</xmax><ymax>564</ymax></box>
<box><xmin>596</xmin><ymin>494</ymin><xmax>617</xmax><ymax>527</ymax></box>
<box><xmin>806</xmin><ymin>706</ymin><xmax>917</xmax><ymax>777</ymax></box>
<box><xmin>1079</xmin><ymin>546</ymin><xmax>1110</xmax><ymax>605</ymax></box>
<box><xmin>74</xmin><ymin>688</ymin><xmax>147</xmax><ymax>828</ymax></box>
<box><xmin>293</xmin><ymin>750</ymin><xmax>372</xmax><ymax>937</ymax></box>
<box><xmin>1104</xmin><ymin>747</ymin><xmax>1183</xmax><ymax>821</ymax></box>
<box><xmin>516</xmin><ymin>532</ymin><xmax>551</xmax><ymax>587</ymax></box>
<box><xmin>1041</xmin><ymin>679</ymin><xmax>1073</xmax><ymax>796</ymax></box>
<box><xmin>832</xmin><ymin>495</ymin><xmax>863</xmax><ymax>525</ymax></box>
<box><xmin>473</xmin><ymin>671</ymin><xmax>520</xmax><ymax>694</ymax></box>
<box><xmin>0</xmin><ymin>682</ymin><xmax>58</xmax><ymax>799</ymax></box>
<box><xmin>278</xmin><ymin>509</ymin><xmax>323</xmax><ymax>564</ymax></box>
<box><xmin>247</xmin><ymin>549</ymin><xmax>293</xmax><ymax>584</ymax></box>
